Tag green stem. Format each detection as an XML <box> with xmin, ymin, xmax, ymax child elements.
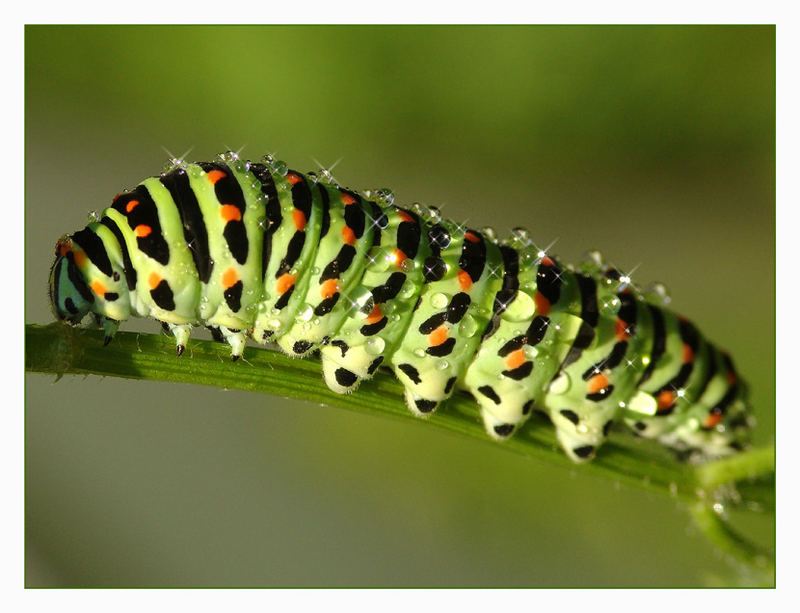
<box><xmin>688</xmin><ymin>503</ymin><xmax>774</xmax><ymax>584</ymax></box>
<box><xmin>695</xmin><ymin>444</ymin><xmax>775</xmax><ymax>490</ymax></box>
<box><xmin>26</xmin><ymin>322</ymin><xmax>774</xmax><ymax>575</ymax></box>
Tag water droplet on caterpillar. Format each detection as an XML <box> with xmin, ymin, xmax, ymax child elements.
<box><xmin>272</xmin><ymin>160</ymin><xmax>289</xmax><ymax>176</ymax></box>
<box><xmin>375</xmin><ymin>189</ymin><xmax>395</xmax><ymax>207</ymax></box>
<box><xmin>645</xmin><ymin>282</ymin><xmax>671</xmax><ymax>306</ymax></box>
<box><xmin>458</xmin><ymin>314</ymin><xmax>478</xmax><ymax>338</ymax></box>
<box><xmin>425</xmin><ymin>206</ymin><xmax>442</xmax><ymax>224</ymax></box>
<box><xmin>366</xmin><ymin>337</ymin><xmax>386</xmax><ymax>355</ymax></box>
<box><xmin>599</xmin><ymin>295</ymin><xmax>621</xmax><ymax>315</ymax></box>
<box><xmin>317</xmin><ymin>168</ymin><xmax>335</xmax><ymax>184</ymax></box>
<box><xmin>296</xmin><ymin>304</ymin><xmax>314</xmax><ymax>323</ymax></box>
<box><xmin>549</xmin><ymin>373</ymin><xmax>570</xmax><ymax>395</ymax></box>
<box><xmin>581</xmin><ymin>250</ymin><xmax>605</xmax><ymax>273</ymax></box>
<box><xmin>502</xmin><ymin>290</ymin><xmax>535</xmax><ymax>322</ymax></box>
<box><xmin>430</xmin><ymin>292</ymin><xmax>449</xmax><ymax>309</ymax></box>
<box><xmin>510</xmin><ymin>226</ymin><xmax>530</xmax><ymax>246</ymax></box>
<box><xmin>523</xmin><ymin>346</ymin><xmax>539</xmax><ymax>359</ymax></box>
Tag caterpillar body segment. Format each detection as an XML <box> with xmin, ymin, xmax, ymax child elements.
<box><xmin>48</xmin><ymin>151</ymin><xmax>752</xmax><ymax>462</ymax></box>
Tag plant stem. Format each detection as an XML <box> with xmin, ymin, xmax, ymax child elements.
<box><xmin>25</xmin><ymin>322</ymin><xmax>775</xmax><ymax>575</ymax></box>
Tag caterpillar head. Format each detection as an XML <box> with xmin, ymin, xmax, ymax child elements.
<box><xmin>48</xmin><ymin>236</ymin><xmax>95</xmax><ymax>325</ymax></box>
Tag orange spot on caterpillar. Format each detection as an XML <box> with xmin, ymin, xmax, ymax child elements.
<box><xmin>656</xmin><ymin>390</ymin><xmax>675</xmax><ymax>411</ymax></box>
<box><xmin>587</xmin><ymin>374</ymin><xmax>609</xmax><ymax>394</ymax></box>
<box><xmin>540</xmin><ymin>256</ymin><xmax>554</xmax><ymax>267</ymax></box>
<box><xmin>615</xmin><ymin>318</ymin><xmax>630</xmax><ymax>341</ymax></box>
<box><xmin>134</xmin><ymin>225</ymin><xmax>152</xmax><ymax>237</ymax></box>
<box><xmin>220</xmin><ymin>204</ymin><xmax>242</xmax><ymax>222</ymax></box>
<box><xmin>703</xmin><ymin>412</ymin><xmax>723</xmax><ymax>429</ymax></box>
<box><xmin>341</xmin><ymin>193</ymin><xmax>357</xmax><ymax>205</ymax></box>
<box><xmin>429</xmin><ymin>325</ymin><xmax>448</xmax><ymax>347</ymax></box>
<box><xmin>365</xmin><ymin>304</ymin><xmax>383</xmax><ymax>324</ymax></box>
<box><xmin>342</xmin><ymin>225</ymin><xmax>355</xmax><ymax>245</ymax></box>
<box><xmin>222</xmin><ymin>267</ymin><xmax>238</xmax><ymax>289</ymax></box>
<box><xmin>125</xmin><ymin>199</ymin><xmax>140</xmax><ymax>213</ymax></box>
<box><xmin>320</xmin><ymin>279</ymin><xmax>340</xmax><ymax>300</ymax></box>
<box><xmin>393</xmin><ymin>249</ymin><xmax>407</xmax><ymax>267</ymax></box>
<box><xmin>682</xmin><ymin>343</ymin><xmax>694</xmax><ymax>363</ymax></box>
<box><xmin>148</xmin><ymin>272</ymin><xmax>161</xmax><ymax>290</ymax></box>
<box><xmin>533</xmin><ymin>292</ymin><xmax>550</xmax><ymax>316</ymax></box>
<box><xmin>292</xmin><ymin>209</ymin><xmax>307</xmax><ymax>231</ymax></box>
<box><xmin>57</xmin><ymin>238</ymin><xmax>72</xmax><ymax>257</ymax></box>
<box><xmin>276</xmin><ymin>273</ymin><xmax>296</xmax><ymax>294</ymax></box>
<box><xmin>457</xmin><ymin>270</ymin><xmax>472</xmax><ymax>291</ymax></box>
<box><xmin>90</xmin><ymin>280</ymin><xmax>107</xmax><ymax>296</ymax></box>
<box><xmin>286</xmin><ymin>173</ymin><xmax>302</xmax><ymax>185</ymax></box>
<box><xmin>397</xmin><ymin>210</ymin><xmax>414</xmax><ymax>224</ymax></box>
<box><xmin>206</xmin><ymin>169</ymin><xmax>226</xmax><ymax>184</ymax></box>
<box><xmin>505</xmin><ymin>349</ymin><xmax>527</xmax><ymax>370</ymax></box>
<box><xmin>464</xmin><ymin>231</ymin><xmax>480</xmax><ymax>243</ymax></box>
<box><xmin>72</xmin><ymin>250</ymin><xmax>87</xmax><ymax>268</ymax></box>
<box><xmin>726</xmin><ymin>371</ymin><xmax>737</xmax><ymax>385</ymax></box>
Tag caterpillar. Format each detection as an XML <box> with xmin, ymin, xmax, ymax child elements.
<box><xmin>48</xmin><ymin>151</ymin><xmax>752</xmax><ymax>463</ymax></box>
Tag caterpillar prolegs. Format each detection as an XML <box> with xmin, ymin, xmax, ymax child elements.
<box><xmin>48</xmin><ymin>151</ymin><xmax>752</xmax><ymax>463</ymax></box>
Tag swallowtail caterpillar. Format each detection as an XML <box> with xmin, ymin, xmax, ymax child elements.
<box><xmin>48</xmin><ymin>151</ymin><xmax>752</xmax><ymax>463</ymax></box>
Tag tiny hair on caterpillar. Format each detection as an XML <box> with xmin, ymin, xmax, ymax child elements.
<box><xmin>48</xmin><ymin>151</ymin><xmax>752</xmax><ymax>463</ymax></box>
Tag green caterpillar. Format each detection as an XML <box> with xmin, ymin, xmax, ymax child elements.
<box><xmin>48</xmin><ymin>151</ymin><xmax>752</xmax><ymax>462</ymax></box>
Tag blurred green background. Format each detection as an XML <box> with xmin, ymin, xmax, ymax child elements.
<box><xmin>25</xmin><ymin>25</ymin><xmax>774</xmax><ymax>586</ymax></box>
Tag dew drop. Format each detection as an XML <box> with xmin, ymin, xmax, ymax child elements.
<box><xmin>481</xmin><ymin>226</ymin><xmax>497</xmax><ymax>242</ymax></box>
<box><xmin>413</xmin><ymin>348</ymin><xmax>426</xmax><ymax>358</ymax></box>
<box><xmin>523</xmin><ymin>346</ymin><xmax>539</xmax><ymax>359</ymax></box>
<box><xmin>510</xmin><ymin>226</ymin><xmax>530</xmax><ymax>245</ymax></box>
<box><xmin>502</xmin><ymin>290</ymin><xmax>535</xmax><ymax>322</ymax></box>
<box><xmin>376</xmin><ymin>189</ymin><xmax>395</xmax><ymax>207</ymax></box>
<box><xmin>295</xmin><ymin>304</ymin><xmax>314</xmax><ymax>323</ymax></box>
<box><xmin>599</xmin><ymin>296</ymin><xmax>621</xmax><ymax>315</ymax></box>
<box><xmin>646</xmin><ymin>282</ymin><xmax>671</xmax><ymax>306</ymax></box>
<box><xmin>581</xmin><ymin>250</ymin><xmax>605</xmax><ymax>272</ymax></box>
<box><xmin>426</xmin><ymin>206</ymin><xmax>442</xmax><ymax>223</ymax></box>
<box><xmin>430</xmin><ymin>292</ymin><xmax>449</xmax><ymax>309</ymax></box>
<box><xmin>317</xmin><ymin>168</ymin><xmax>334</xmax><ymax>184</ymax></box>
<box><xmin>366</xmin><ymin>337</ymin><xmax>386</xmax><ymax>355</ymax></box>
<box><xmin>549</xmin><ymin>373</ymin><xmax>570</xmax><ymax>395</ymax></box>
<box><xmin>458</xmin><ymin>314</ymin><xmax>478</xmax><ymax>338</ymax></box>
